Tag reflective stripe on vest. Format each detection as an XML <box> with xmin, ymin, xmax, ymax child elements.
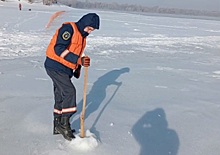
<box><xmin>46</xmin><ymin>22</ymin><xmax>86</xmax><ymax>70</ymax></box>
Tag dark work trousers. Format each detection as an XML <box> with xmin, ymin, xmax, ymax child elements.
<box><xmin>46</xmin><ymin>69</ymin><xmax>77</xmax><ymax>118</ymax></box>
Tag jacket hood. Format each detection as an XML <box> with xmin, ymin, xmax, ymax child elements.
<box><xmin>75</xmin><ymin>13</ymin><xmax>100</xmax><ymax>37</ymax></box>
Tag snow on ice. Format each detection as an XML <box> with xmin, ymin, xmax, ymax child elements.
<box><xmin>0</xmin><ymin>0</ymin><xmax>220</xmax><ymax>155</ymax></box>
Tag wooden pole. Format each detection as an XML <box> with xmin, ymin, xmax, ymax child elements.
<box><xmin>80</xmin><ymin>67</ymin><xmax>88</xmax><ymax>138</ymax></box>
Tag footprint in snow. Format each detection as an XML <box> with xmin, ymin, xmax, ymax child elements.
<box><xmin>16</xmin><ymin>74</ymin><xmax>25</xmax><ymax>77</ymax></box>
<box><xmin>35</xmin><ymin>78</ymin><xmax>48</xmax><ymax>81</ymax></box>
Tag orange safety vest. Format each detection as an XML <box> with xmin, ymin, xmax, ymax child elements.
<box><xmin>46</xmin><ymin>22</ymin><xmax>86</xmax><ymax>70</ymax></box>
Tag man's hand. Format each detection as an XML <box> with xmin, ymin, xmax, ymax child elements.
<box><xmin>81</xmin><ymin>56</ymin><xmax>90</xmax><ymax>67</ymax></box>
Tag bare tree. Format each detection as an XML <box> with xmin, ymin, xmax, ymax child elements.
<box><xmin>43</xmin><ymin>0</ymin><xmax>52</xmax><ymax>5</ymax></box>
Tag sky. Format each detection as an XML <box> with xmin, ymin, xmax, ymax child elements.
<box><xmin>0</xmin><ymin>1</ymin><xmax>220</xmax><ymax>155</ymax></box>
<box><xmin>93</xmin><ymin>0</ymin><xmax>220</xmax><ymax>11</ymax></box>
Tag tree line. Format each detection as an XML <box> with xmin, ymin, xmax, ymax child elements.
<box><xmin>1</xmin><ymin>0</ymin><xmax>219</xmax><ymax>17</ymax></box>
<box><xmin>60</xmin><ymin>1</ymin><xmax>220</xmax><ymax>17</ymax></box>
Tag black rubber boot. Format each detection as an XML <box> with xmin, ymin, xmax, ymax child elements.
<box><xmin>55</xmin><ymin>116</ymin><xmax>75</xmax><ymax>141</ymax></box>
<box><xmin>53</xmin><ymin>116</ymin><xmax>61</xmax><ymax>135</ymax></box>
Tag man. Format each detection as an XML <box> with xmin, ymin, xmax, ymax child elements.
<box><xmin>44</xmin><ymin>13</ymin><xmax>100</xmax><ymax>141</ymax></box>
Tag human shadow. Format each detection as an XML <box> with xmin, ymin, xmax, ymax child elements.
<box><xmin>132</xmin><ymin>108</ymin><xmax>179</xmax><ymax>155</ymax></box>
<box><xmin>71</xmin><ymin>67</ymin><xmax>130</xmax><ymax>139</ymax></box>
